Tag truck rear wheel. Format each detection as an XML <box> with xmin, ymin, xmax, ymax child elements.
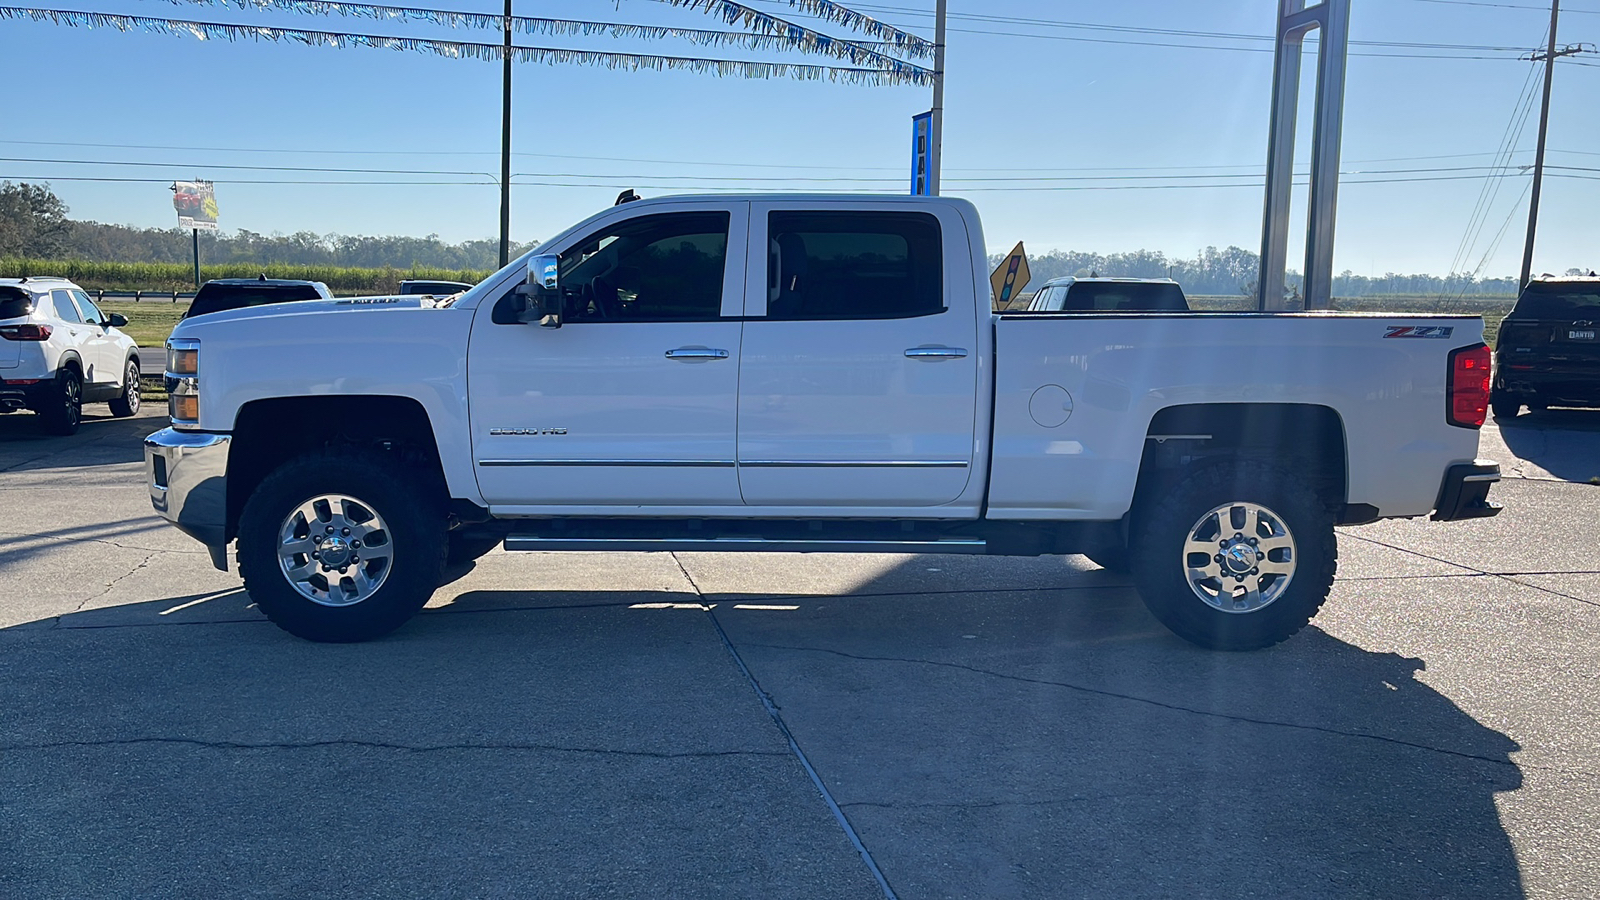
<box><xmin>1130</xmin><ymin>461</ymin><xmax>1336</xmax><ymax>651</ymax></box>
<box><xmin>237</xmin><ymin>447</ymin><xmax>447</xmax><ymax>642</ymax></box>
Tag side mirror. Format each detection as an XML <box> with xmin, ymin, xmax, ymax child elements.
<box><xmin>525</xmin><ymin>254</ymin><xmax>561</xmax><ymax>328</ymax></box>
<box><xmin>107</xmin><ymin>313</ymin><xmax>129</xmax><ymax>328</ymax></box>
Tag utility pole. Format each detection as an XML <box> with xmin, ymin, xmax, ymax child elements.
<box><xmin>928</xmin><ymin>0</ymin><xmax>947</xmax><ymax>195</ymax></box>
<box><xmin>499</xmin><ymin>0</ymin><xmax>513</xmax><ymax>267</ymax></box>
<box><xmin>1519</xmin><ymin>1</ymin><xmax>1582</xmax><ymax>288</ymax></box>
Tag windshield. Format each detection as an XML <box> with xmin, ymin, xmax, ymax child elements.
<box><xmin>1510</xmin><ymin>284</ymin><xmax>1600</xmax><ymax>319</ymax></box>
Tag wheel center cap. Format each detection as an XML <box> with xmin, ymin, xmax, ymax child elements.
<box><xmin>1223</xmin><ymin>544</ymin><xmax>1257</xmax><ymax>573</ymax></box>
<box><xmin>321</xmin><ymin>536</ymin><xmax>352</xmax><ymax>567</ymax></box>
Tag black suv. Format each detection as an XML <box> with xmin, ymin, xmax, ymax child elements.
<box><xmin>185</xmin><ymin>277</ymin><xmax>334</xmax><ymax>319</ymax></box>
<box><xmin>1491</xmin><ymin>276</ymin><xmax>1600</xmax><ymax>418</ymax></box>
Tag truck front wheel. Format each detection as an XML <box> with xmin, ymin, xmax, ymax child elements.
<box><xmin>1131</xmin><ymin>461</ymin><xmax>1336</xmax><ymax>651</ymax></box>
<box><xmin>237</xmin><ymin>447</ymin><xmax>447</xmax><ymax>642</ymax></box>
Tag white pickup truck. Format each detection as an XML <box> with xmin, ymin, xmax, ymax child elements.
<box><xmin>144</xmin><ymin>194</ymin><xmax>1501</xmax><ymax>650</ymax></box>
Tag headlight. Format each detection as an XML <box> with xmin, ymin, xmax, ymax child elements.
<box><xmin>166</xmin><ymin>338</ymin><xmax>201</xmax><ymax>428</ymax></box>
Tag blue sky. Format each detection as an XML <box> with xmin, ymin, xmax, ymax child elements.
<box><xmin>4</xmin><ymin>0</ymin><xmax>1598</xmax><ymax>276</ymax></box>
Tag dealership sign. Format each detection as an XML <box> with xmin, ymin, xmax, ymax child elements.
<box><xmin>171</xmin><ymin>180</ymin><xmax>218</xmax><ymax>231</ymax></box>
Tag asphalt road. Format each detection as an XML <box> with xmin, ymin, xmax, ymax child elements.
<box><xmin>1</xmin><ymin>404</ymin><xmax>1598</xmax><ymax>899</ymax></box>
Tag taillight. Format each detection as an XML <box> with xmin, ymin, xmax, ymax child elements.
<box><xmin>0</xmin><ymin>324</ymin><xmax>52</xmax><ymax>341</ymax></box>
<box><xmin>1447</xmin><ymin>343</ymin><xmax>1491</xmax><ymax>428</ymax></box>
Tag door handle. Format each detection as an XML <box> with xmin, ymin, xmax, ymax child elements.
<box><xmin>904</xmin><ymin>347</ymin><xmax>969</xmax><ymax>360</ymax></box>
<box><xmin>665</xmin><ymin>348</ymin><xmax>730</xmax><ymax>361</ymax></box>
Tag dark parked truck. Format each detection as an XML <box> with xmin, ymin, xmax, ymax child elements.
<box><xmin>1492</xmin><ymin>276</ymin><xmax>1600</xmax><ymax>418</ymax></box>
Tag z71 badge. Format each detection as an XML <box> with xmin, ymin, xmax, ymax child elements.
<box><xmin>1383</xmin><ymin>325</ymin><xmax>1454</xmax><ymax>339</ymax></box>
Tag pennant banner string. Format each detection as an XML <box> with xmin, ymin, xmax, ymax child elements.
<box><xmin>660</xmin><ymin>0</ymin><xmax>931</xmax><ymax>59</ymax></box>
<box><xmin>0</xmin><ymin>7</ymin><xmax>931</xmax><ymax>84</ymax></box>
<box><xmin>148</xmin><ymin>0</ymin><xmax>926</xmax><ymax>70</ymax></box>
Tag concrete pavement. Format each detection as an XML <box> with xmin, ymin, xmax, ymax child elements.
<box><xmin>2</xmin><ymin>405</ymin><xmax>1598</xmax><ymax>898</ymax></box>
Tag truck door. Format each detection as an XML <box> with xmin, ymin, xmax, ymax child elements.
<box><xmin>467</xmin><ymin>203</ymin><xmax>748</xmax><ymax>508</ymax></box>
<box><xmin>736</xmin><ymin>204</ymin><xmax>979</xmax><ymax>508</ymax></box>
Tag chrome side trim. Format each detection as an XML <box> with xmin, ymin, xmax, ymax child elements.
<box><xmin>504</xmin><ymin>536</ymin><xmax>988</xmax><ymax>554</ymax></box>
<box><xmin>1461</xmin><ymin>473</ymin><xmax>1501</xmax><ymax>483</ymax></box>
<box><xmin>479</xmin><ymin>459</ymin><xmax>736</xmax><ymax>468</ymax></box>
<box><xmin>738</xmin><ymin>460</ymin><xmax>970</xmax><ymax>468</ymax></box>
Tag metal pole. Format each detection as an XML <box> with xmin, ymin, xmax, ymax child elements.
<box><xmin>1520</xmin><ymin>0</ymin><xmax>1561</xmax><ymax>289</ymax></box>
<box><xmin>499</xmin><ymin>0</ymin><xmax>513</xmax><ymax>268</ymax></box>
<box><xmin>1303</xmin><ymin>0</ymin><xmax>1351</xmax><ymax>310</ymax></box>
<box><xmin>1257</xmin><ymin>3</ymin><xmax>1305</xmax><ymax>311</ymax></box>
<box><xmin>192</xmin><ymin>228</ymin><xmax>200</xmax><ymax>289</ymax></box>
<box><xmin>928</xmin><ymin>0</ymin><xmax>947</xmax><ymax>196</ymax></box>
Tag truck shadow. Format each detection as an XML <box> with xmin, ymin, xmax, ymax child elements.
<box><xmin>14</xmin><ymin>561</ymin><xmax>1528</xmax><ymax>900</ymax></box>
<box><xmin>1496</xmin><ymin>407</ymin><xmax>1600</xmax><ymax>483</ymax></box>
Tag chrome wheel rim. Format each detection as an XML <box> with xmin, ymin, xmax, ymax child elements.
<box><xmin>276</xmin><ymin>494</ymin><xmax>394</xmax><ymax>607</ymax></box>
<box><xmin>1182</xmin><ymin>501</ymin><xmax>1297</xmax><ymax>614</ymax></box>
<box><xmin>125</xmin><ymin>364</ymin><xmax>140</xmax><ymax>413</ymax></box>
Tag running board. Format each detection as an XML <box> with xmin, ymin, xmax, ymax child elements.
<box><xmin>503</xmin><ymin>535</ymin><xmax>988</xmax><ymax>554</ymax></box>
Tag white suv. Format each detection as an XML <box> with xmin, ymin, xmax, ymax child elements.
<box><xmin>0</xmin><ymin>277</ymin><xmax>142</xmax><ymax>434</ymax></box>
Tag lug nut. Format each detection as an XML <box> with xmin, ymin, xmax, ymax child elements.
<box><xmin>342</xmin><ymin>527</ymin><xmax>351</xmax><ymax>536</ymax></box>
<box><xmin>1248</xmin><ymin>537</ymin><xmax>1258</xmax><ymax>546</ymax></box>
<box><xmin>350</xmin><ymin>555</ymin><xmax>359</xmax><ymax>563</ymax></box>
<box><xmin>351</xmin><ymin>540</ymin><xmax>360</xmax><ymax>549</ymax></box>
<box><xmin>1214</xmin><ymin>554</ymin><xmax>1224</xmax><ymax>563</ymax></box>
<box><xmin>312</xmin><ymin>551</ymin><xmax>320</xmax><ymax>559</ymax></box>
<box><xmin>338</xmin><ymin>566</ymin><xmax>348</xmax><ymax>574</ymax></box>
<box><xmin>326</xmin><ymin>526</ymin><xmax>335</xmax><ymax>534</ymax></box>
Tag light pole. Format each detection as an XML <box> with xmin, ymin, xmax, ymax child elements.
<box><xmin>928</xmin><ymin>0</ymin><xmax>946</xmax><ymax>195</ymax></box>
<box><xmin>1518</xmin><ymin>1</ymin><xmax>1579</xmax><ymax>288</ymax></box>
<box><xmin>499</xmin><ymin>0</ymin><xmax>513</xmax><ymax>267</ymax></box>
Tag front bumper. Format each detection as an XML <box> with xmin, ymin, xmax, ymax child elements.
<box><xmin>1432</xmin><ymin>460</ymin><xmax>1502</xmax><ymax>522</ymax></box>
<box><xmin>145</xmin><ymin>428</ymin><xmax>231</xmax><ymax>560</ymax></box>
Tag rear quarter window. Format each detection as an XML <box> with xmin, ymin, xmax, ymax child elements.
<box><xmin>0</xmin><ymin>288</ymin><xmax>32</xmax><ymax>319</ymax></box>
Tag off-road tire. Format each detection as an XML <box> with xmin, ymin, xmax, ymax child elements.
<box><xmin>1490</xmin><ymin>391</ymin><xmax>1521</xmax><ymax>420</ymax></box>
<box><xmin>237</xmin><ymin>447</ymin><xmax>447</xmax><ymax>642</ymax></box>
<box><xmin>108</xmin><ymin>359</ymin><xmax>141</xmax><ymax>417</ymax></box>
<box><xmin>1130</xmin><ymin>460</ymin><xmax>1337</xmax><ymax>651</ymax></box>
<box><xmin>38</xmin><ymin>367</ymin><xmax>83</xmax><ymax>435</ymax></box>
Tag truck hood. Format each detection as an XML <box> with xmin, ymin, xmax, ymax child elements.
<box><xmin>170</xmin><ymin>294</ymin><xmax>446</xmax><ymax>339</ymax></box>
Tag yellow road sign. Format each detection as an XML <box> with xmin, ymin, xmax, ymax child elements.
<box><xmin>990</xmin><ymin>242</ymin><xmax>1031</xmax><ymax>310</ymax></box>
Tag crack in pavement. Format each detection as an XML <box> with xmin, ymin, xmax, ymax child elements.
<box><xmin>1342</xmin><ymin>533</ymin><xmax>1600</xmax><ymax>610</ymax></box>
<box><xmin>747</xmin><ymin>642</ymin><xmax>1600</xmax><ymax>780</ymax></box>
<box><xmin>65</xmin><ymin>550</ymin><xmax>161</xmax><ymax>618</ymax></box>
<box><xmin>0</xmin><ymin>736</ymin><xmax>788</xmax><ymax>759</ymax></box>
<box><xmin>671</xmin><ymin>553</ymin><xmax>900</xmax><ymax>900</ymax></box>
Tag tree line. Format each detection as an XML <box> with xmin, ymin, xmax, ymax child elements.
<box><xmin>1003</xmin><ymin>246</ymin><xmax>1529</xmax><ymax>299</ymax></box>
<box><xmin>0</xmin><ymin>180</ymin><xmax>1563</xmax><ymax>295</ymax></box>
<box><xmin>1</xmin><ymin>181</ymin><xmax>533</xmax><ymax>271</ymax></box>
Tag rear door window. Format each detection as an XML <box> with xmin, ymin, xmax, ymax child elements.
<box><xmin>765</xmin><ymin>211</ymin><xmax>943</xmax><ymax>319</ymax></box>
<box><xmin>50</xmin><ymin>290</ymin><xmax>83</xmax><ymax>323</ymax></box>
